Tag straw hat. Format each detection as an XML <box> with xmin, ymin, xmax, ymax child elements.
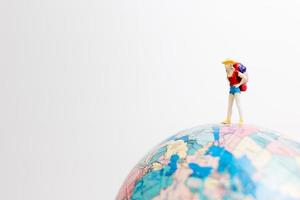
<box><xmin>222</xmin><ymin>58</ymin><xmax>236</xmax><ymax>65</ymax></box>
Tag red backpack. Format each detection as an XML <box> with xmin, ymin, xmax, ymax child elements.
<box><xmin>233</xmin><ymin>63</ymin><xmax>248</xmax><ymax>92</ymax></box>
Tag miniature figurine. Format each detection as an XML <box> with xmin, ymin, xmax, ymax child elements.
<box><xmin>221</xmin><ymin>58</ymin><xmax>248</xmax><ymax>125</ymax></box>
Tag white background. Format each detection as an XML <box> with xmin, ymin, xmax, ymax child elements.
<box><xmin>1</xmin><ymin>0</ymin><xmax>300</xmax><ymax>199</ymax></box>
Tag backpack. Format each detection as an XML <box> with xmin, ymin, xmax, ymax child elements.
<box><xmin>234</xmin><ymin>63</ymin><xmax>248</xmax><ymax>92</ymax></box>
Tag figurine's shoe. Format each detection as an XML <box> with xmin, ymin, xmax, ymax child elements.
<box><xmin>221</xmin><ymin>119</ymin><xmax>231</xmax><ymax>124</ymax></box>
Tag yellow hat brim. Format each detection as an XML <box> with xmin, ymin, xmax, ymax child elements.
<box><xmin>222</xmin><ymin>59</ymin><xmax>235</xmax><ymax>65</ymax></box>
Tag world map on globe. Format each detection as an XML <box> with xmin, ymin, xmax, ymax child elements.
<box><xmin>117</xmin><ymin>124</ymin><xmax>300</xmax><ymax>200</ymax></box>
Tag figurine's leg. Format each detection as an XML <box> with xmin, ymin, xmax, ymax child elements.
<box><xmin>234</xmin><ymin>93</ymin><xmax>244</xmax><ymax>124</ymax></box>
<box><xmin>222</xmin><ymin>94</ymin><xmax>234</xmax><ymax>124</ymax></box>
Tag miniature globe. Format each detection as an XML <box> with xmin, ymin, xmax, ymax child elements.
<box><xmin>117</xmin><ymin>124</ymin><xmax>300</xmax><ymax>200</ymax></box>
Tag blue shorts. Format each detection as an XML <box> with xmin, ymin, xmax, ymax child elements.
<box><xmin>229</xmin><ymin>86</ymin><xmax>241</xmax><ymax>94</ymax></box>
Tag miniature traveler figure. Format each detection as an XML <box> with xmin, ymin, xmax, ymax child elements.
<box><xmin>221</xmin><ymin>58</ymin><xmax>248</xmax><ymax>125</ymax></box>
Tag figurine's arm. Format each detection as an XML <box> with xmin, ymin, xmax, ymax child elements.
<box><xmin>236</xmin><ymin>72</ymin><xmax>248</xmax><ymax>86</ymax></box>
